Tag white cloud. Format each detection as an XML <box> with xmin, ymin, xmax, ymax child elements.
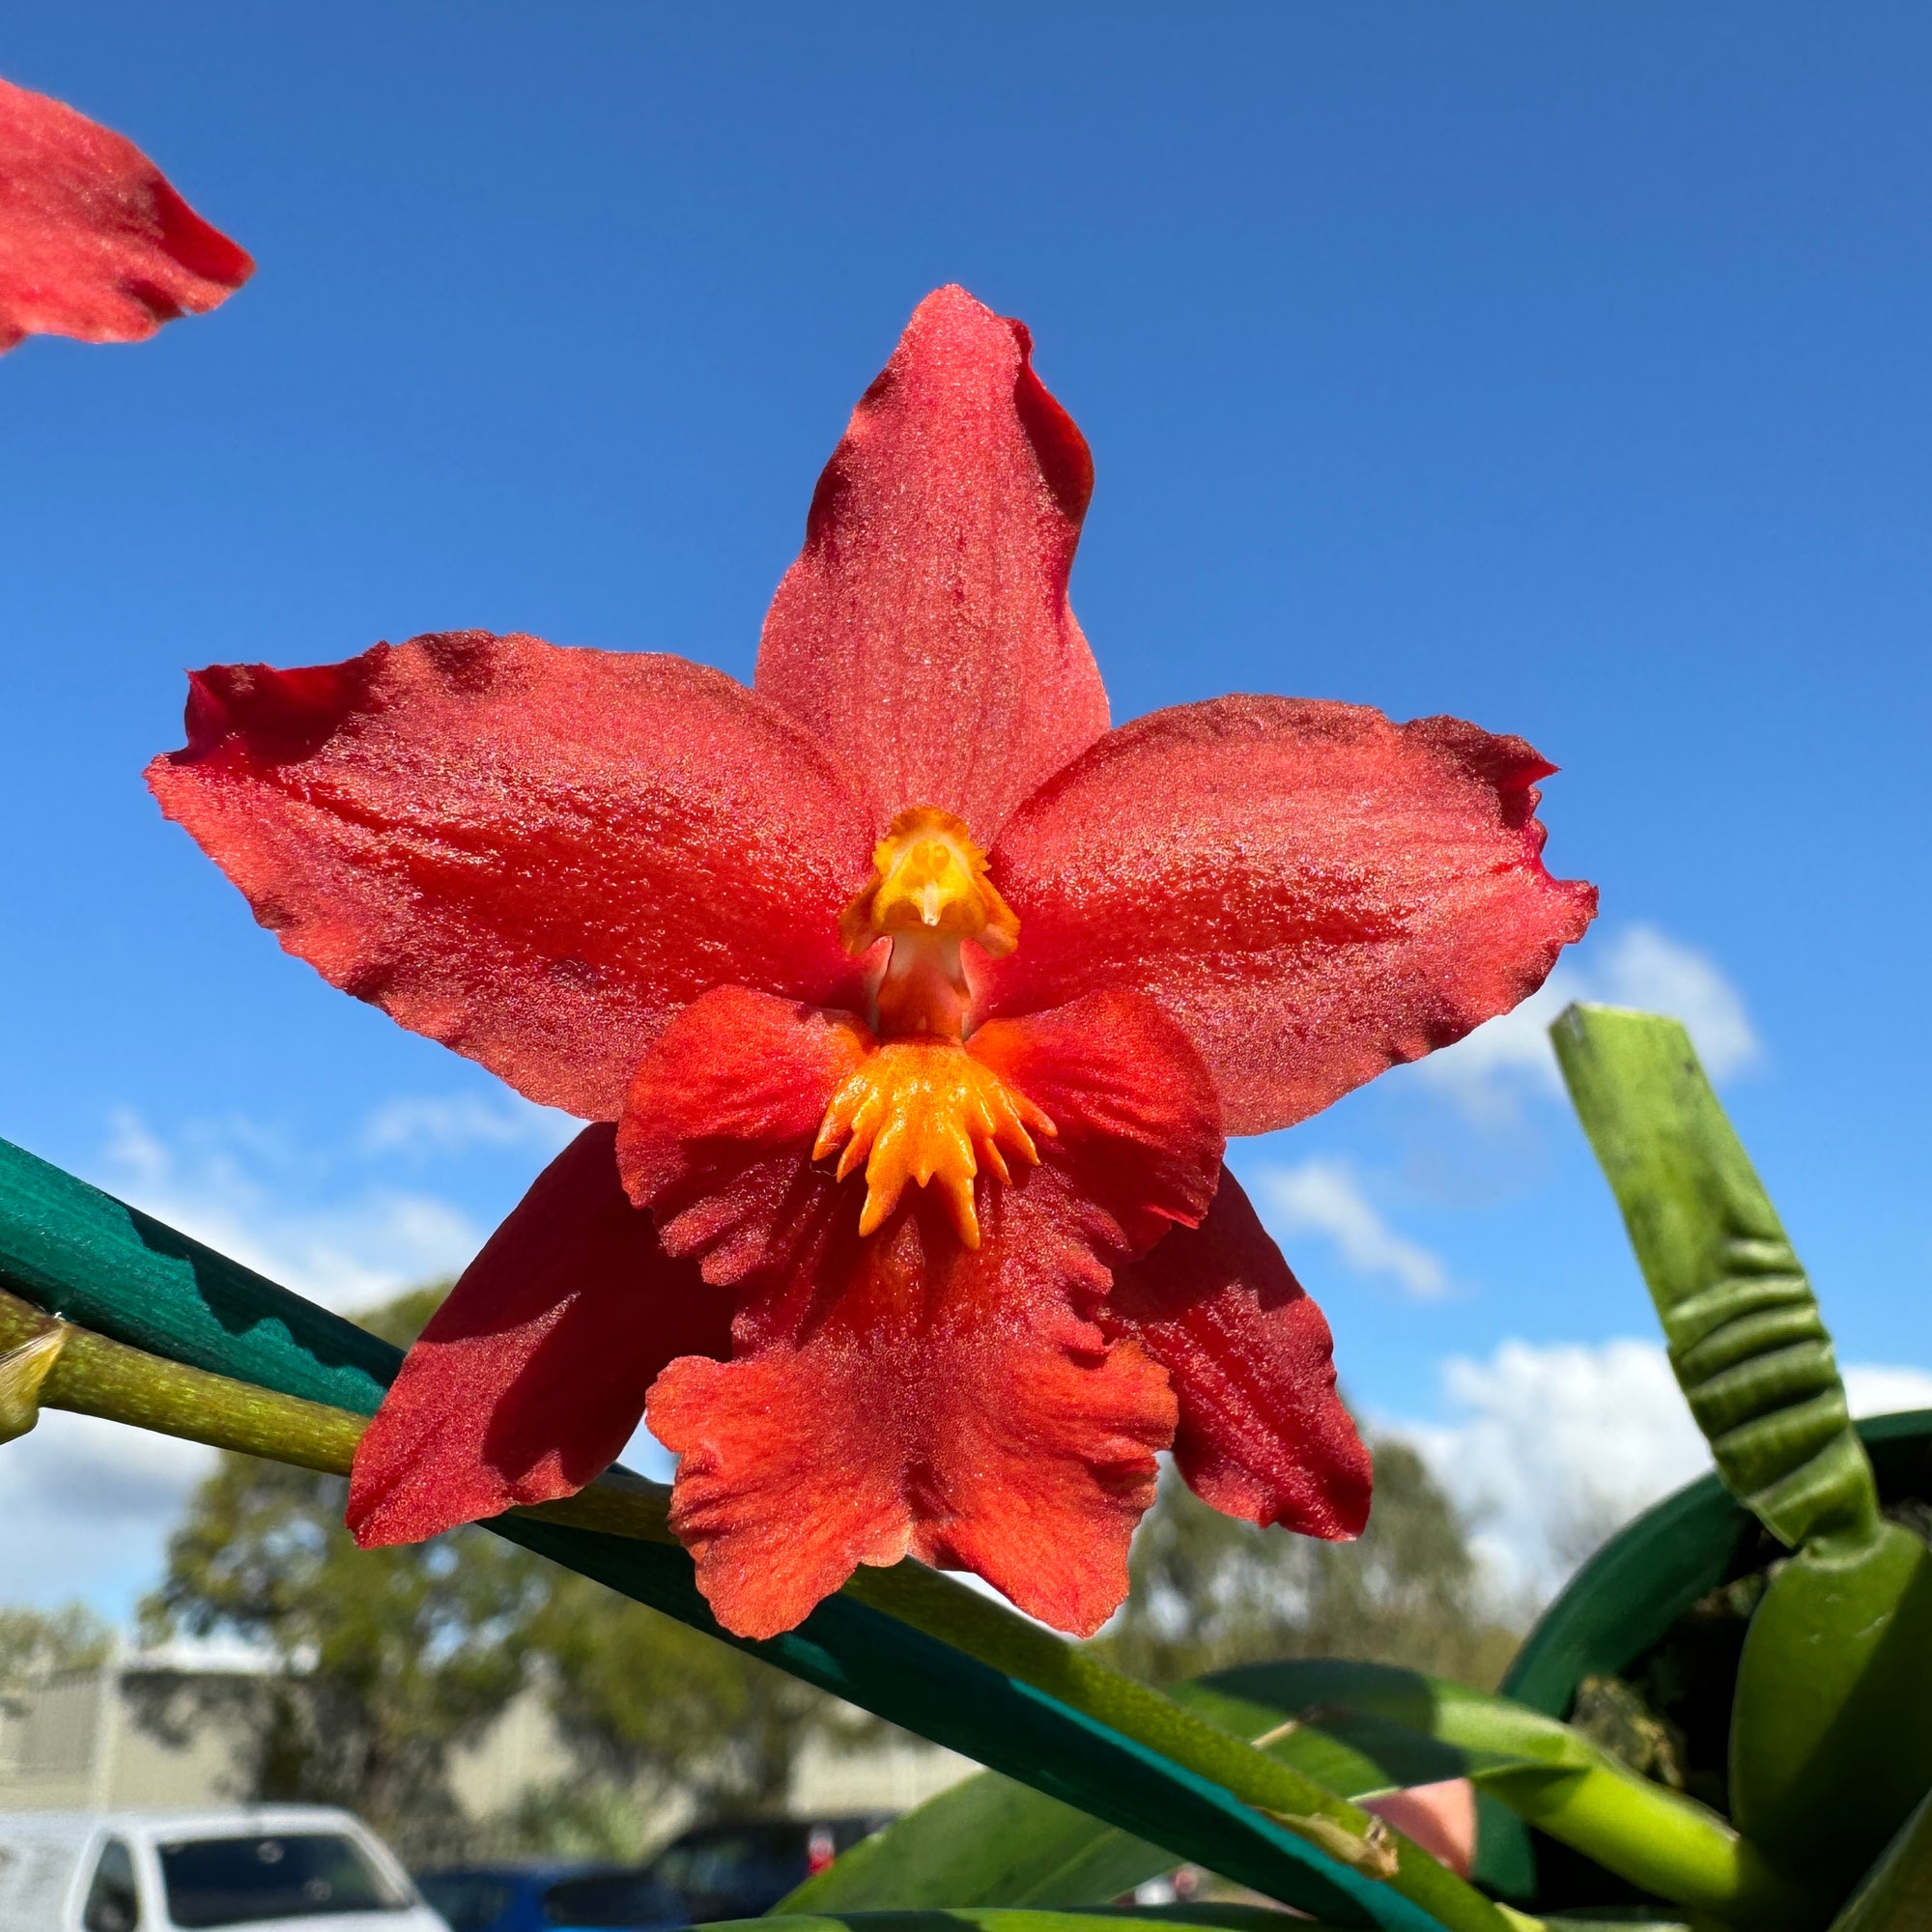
<box><xmin>359</xmin><ymin>1093</ymin><xmax>578</xmax><ymax>1160</ymax></box>
<box><xmin>1394</xmin><ymin>1339</ymin><xmax>1932</xmax><ymax>1608</ymax></box>
<box><xmin>5</xmin><ymin>1101</ymin><xmax>582</xmax><ymax>1622</ymax></box>
<box><xmin>1843</xmin><ymin>1363</ymin><xmax>1932</xmax><ymax>1419</ymax></box>
<box><xmin>1253</xmin><ymin>1159</ymin><xmax>1449</xmax><ymax>1300</ymax></box>
<box><xmin>98</xmin><ymin>1108</ymin><xmax>484</xmax><ymax>1313</ymax></box>
<box><xmin>0</xmin><ymin>1409</ymin><xmax>216</xmax><ymax>1616</ymax></box>
<box><xmin>1416</xmin><ymin>923</ymin><xmax>1759</xmax><ymax>1122</ymax></box>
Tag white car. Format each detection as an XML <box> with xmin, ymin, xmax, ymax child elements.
<box><xmin>0</xmin><ymin>1805</ymin><xmax>448</xmax><ymax>1932</ymax></box>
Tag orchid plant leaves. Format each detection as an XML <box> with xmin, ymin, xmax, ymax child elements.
<box><xmin>781</xmin><ymin>1670</ymin><xmax>1527</xmax><ymax>1916</ymax></box>
<box><xmin>729</xmin><ymin>1919</ymin><xmax>1691</xmax><ymax>1932</ymax></box>
<box><xmin>1552</xmin><ymin>1005</ymin><xmax>1932</xmax><ymax>1895</ymax></box>
<box><xmin>785</xmin><ymin>1659</ymin><xmax>1777</xmax><ymax>1926</ymax></box>
<box><xmin>1827</xmin><ymin>1788</ymin><xmax>1932</xmax><ymax>1931</ymax></box>
<box><xmin>722</xmin><ymin>1912</ymin><xmax>1355</xmax><ymax>1932</ymax></box>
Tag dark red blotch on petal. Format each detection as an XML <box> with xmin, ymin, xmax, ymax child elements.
<box><xmin>349</xmin><ymin>1124</ymin><xmax>730</xmax><ymax>1547</ymax></box>
<box><xmin>1104</xmin><ymin>1169</ymin><xmax>1372</xmax><ymax>1540</ymax></box>
<box><xmin>0</xmin><ymin>74</ymin><xmax>251</xmax><ymax>352</ymax></box>
<box><xmin>983</xmin><ymin>696</ymin><xmax>1598</xmax><ymax>1136</ymax></box>
<box><xmin>756</xmin><ymin>285</ymin><xmax>1110</xmax><ymax>839</ymax></box>
<box><xmin>148</xmin><ymin>632</ymin><xmax>879</xmax><ymax>1123</ymax></box>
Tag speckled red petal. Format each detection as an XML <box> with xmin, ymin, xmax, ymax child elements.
<box><xmin>617</xmin><ymin>985</ymin><xmax>870</xmax><ymax>1286</ymax></box>
<box><xmin>982</xmin><ymin>696</ymin><xmax>1598</xmax><ymax>1136</ymax></box>
<box><xmin>348</xmin><ymin>1125</ymin><xmax>728</xmax><ymax>1546</ymax></box>
<box><xmin>755</xmin><ymin>285</ymin><xmax>1109</xmax><ymax>840</ymax></box>
<box><xmin>148</xmin><ymin>631</ymin><xmax>878</xmax><ymax>1122</ymax></box>
<box><xmin>647</xmin><ymin>1179</ymin><xmax>1177</xmax><ymax>1640</ymax></box>
<box><xmin>967</xmin><ymin>990</ymin><xmax>1224</xmax><ymax>1260</ymax></box>
<box><xmin>0</xmin><ymin>74</ymin><xmax>251</xmax><ymax>352</ymax></box>
<box><xmin>1103</xmin><ymin>1169</ymin><xmax>1372</xmax><ymax>1540</ymax></box>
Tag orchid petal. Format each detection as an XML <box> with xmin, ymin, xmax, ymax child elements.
<box><xmin>755</xmin><ymin>285</ymin><xmax>1109</xmax><ymax>839</ymax></box>
<box><xmin>618</xmin><ymin>987</ymin><xmax>1227</xmax><ymax>1635</ymax></box>
<box><xmin>982</xmin><ymin>696</ymin><xmax>1597</xmax><ymax>1135</ymax></box>
<box><xmin>149</xmin><ymin>631</ymin><xmax>877</xmax><ymax>1122</ymax></box>
<box><xmin>619</xmin><ymin>985</ymin><xmax>1222</xmax><ymax>1289</ymax></box>
<box><xmin>348</xmin><ymin>1124</ymin><xmax>727</xmax><ymax>1546</ymax></box>
<box><xmin>647</xmin><ymin>1181</ymin><xmax>1177</xmax><ymax>1640</ymax></box>
<box><xmin>617</xmin><ymin>985</ymin><xmax>872</xmax><ymax>1286</ymax></box>
<box><xmin>0</xmin><ymin>74</ymin><xmax>250</xmax><ymax>352</ymax></box>
<box><xmin>1104</xmin><ymin>1170</ymin><xmax>1372</xmax><ymax>1540</ymax></box>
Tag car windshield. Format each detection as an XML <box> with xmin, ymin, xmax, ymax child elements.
<box><xmin>158</xmin><ymin>1832</ymin><xmax>409</xmax><ymax>1926</ymax></box>
<box><xmin>646</xmin><ymin>1828</ymin><xmax>807</xmax><ymax>1917</ymax></box>
<box><xmin>541</xmin><ymin>1871</ymin><xmax>683</xmax><ymax>1927</ymax></box>
<box><xmin>418</xmin><ymin>1872</ymin><xmax>516</xmax><ymax>1931</ymax></box>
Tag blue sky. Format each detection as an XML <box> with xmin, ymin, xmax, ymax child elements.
<box><xmin>4</xmin><ymin>3</ymin><xmax>1930</xmax><ymax>1613</ymax></box>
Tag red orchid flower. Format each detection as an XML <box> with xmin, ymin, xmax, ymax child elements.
<box><xmin>0</xmin><ymin>74</ymin><xmax>251</xmax><ymax>354</ymax></box>
<box><xmin>148</xmin><ymin>286</ymin><xmax>1595</xmax><ymax>1640</ymax></box>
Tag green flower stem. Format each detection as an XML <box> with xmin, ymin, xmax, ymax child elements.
<box><xmin>840</xmin><ymin>1562</ymin><xmax>1512</xmax><ymax>1931</ymax></box>
<box><xmin>1353</xmin><ymin>1670</ymin><xmax>1806</xmax><ymax>1924</ymax></box>
<box><xmin>0</xmin><ymin>1283</ymin><xmax>669</xmax><ymax>1539</ymax></box>
<box><xmin>1</xmin><ymin>1282</ymin><xmax>1514</xmax><ymax>1932</ymax></box>
<box><xmin>1483</xmin><ymin>1762</ymin><xmax>1800</xmax><ymax>1926</ymax></box>
<box><xmin>0</xmin><ymin>1285</ymin><xmax>363</xmax><ymax>1472</ymax></box>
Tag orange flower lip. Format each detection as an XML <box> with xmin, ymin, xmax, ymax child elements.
<box><xmin>812</xmin><ymin>1035</ymin><xmax>1056</xmax><ymax>1248</ymax></box>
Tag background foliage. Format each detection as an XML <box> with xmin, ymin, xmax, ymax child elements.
<box><xmin>1102</xmin><ymin>1439</ymin><xmax>1518</xmax><ymax>1690</ymax></box>
<box><xmin>131</xmin><ymin>1289</ymin><xmax>867</xmax><ymax>1862</ymax></box>
<box><xmin>114</xmin><ymin>1288</ymin><xmax>1511</xmax><ymax>1863</ymax></box>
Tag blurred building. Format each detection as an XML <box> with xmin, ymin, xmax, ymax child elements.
<box><xmin>0</xmin><ymin>1638</ymin><xmax>973</xmax><ymax>1828</ymax></box>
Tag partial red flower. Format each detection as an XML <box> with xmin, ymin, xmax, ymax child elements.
<box><xmin>149</xmin><ymin>285</ymin><xmax>1596</xmax><ymax>1638</ymax></box>
<box><xmin>0</xmin><ymin>74</ymin><xmax>251</xmax><ymax>354</ymax></box>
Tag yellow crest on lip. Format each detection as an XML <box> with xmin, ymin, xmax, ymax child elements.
<box><xmin>838</xmin><ymin>807</ymin><xmax>1020</xmax><ymax>958</ymax></box>
<box><xmin>813</xmin><ymin>1037</ymin><xmax>1055</xmax><ymax>1248</ymax></box>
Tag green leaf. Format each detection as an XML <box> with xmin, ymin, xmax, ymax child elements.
<box><xmin>733</xmin><ymin>1912</ymin><xmax>1356</xmax><ymax>1932</ymax></box>
<box><xmin>1727</xmin><ymin>1527</ymin><xmax>1932</xmax><ymax>1897</ymax></box>
<box><xmin>1549</xmin><ymin>1004</ymin><xmax>1873</xmax><ymax>1549</ymax></box>
<box><xmin>1501</xmin><ymin>1411</ymin><xmax>1932</xmax><ymax>1722</ymax></box>
<box><xmin>743</xmin><ymin>1919</ymin><xmax>1693</xmax><ymax>1932</ymax></box>
<box><xmin>788</xmin><ymin>1660</ymin><xmax>1797</xmax><ymax>1927</ymax></box>
<box><xmin>1827</xmin><ymin>1788</ymin><xmax>1932</xmax><ymax>1931</ymax></box>
<box><xmin>781</xmin><ymin>1677</ymin><xmax>1520</xmax><ymax>1916</ymax></box>
<box><xmin>0</xmin><ymin>1134</ymin><xmax>1489</xmax><ymax>1932</ymax></box>
<box><xmin>1550</xmin><ymin>1006</ymin><xmax>1932</xmax><ymax>1897</ymax></box>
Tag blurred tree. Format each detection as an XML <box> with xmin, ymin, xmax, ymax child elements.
<box><xmin>1096</xmin><ymin>1433</ymin><xmax>1519</xmax><ymax>1690</ymax></box>
<box><xmin>532</xmin><ymin>1569</ymin><xmax>868</xmax><ymax>1817</ymax></box>
<box><xmin>0</xmin><ymin>1601</ymin><xmax>110</xmax><ymax>1690</ymax></box>
<box><xmin>136</xmin><ymin>1283</ymin><xmax>860</xmax><ymax>1861</ymax></box>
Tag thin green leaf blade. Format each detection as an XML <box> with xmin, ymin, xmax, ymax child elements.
<box><xmin>739</xmin><ymin>1912</ymin><xmax>1354</xmax><ymax>1932</ymax></box>
<box><xmin>784</xmin><ymin>1666</ymin><xmax>1542</xmax><ymax>1915</ymax></box>
<box><xmin>794</xmin><ymin>1659</ymin><xmax>1798</xmax><ymax>1928</ymax></box>
<box><xmin>1828</xmin><ymin>1788</ymin><xmax>1932</xmax><ymax>1931</ymax></box>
